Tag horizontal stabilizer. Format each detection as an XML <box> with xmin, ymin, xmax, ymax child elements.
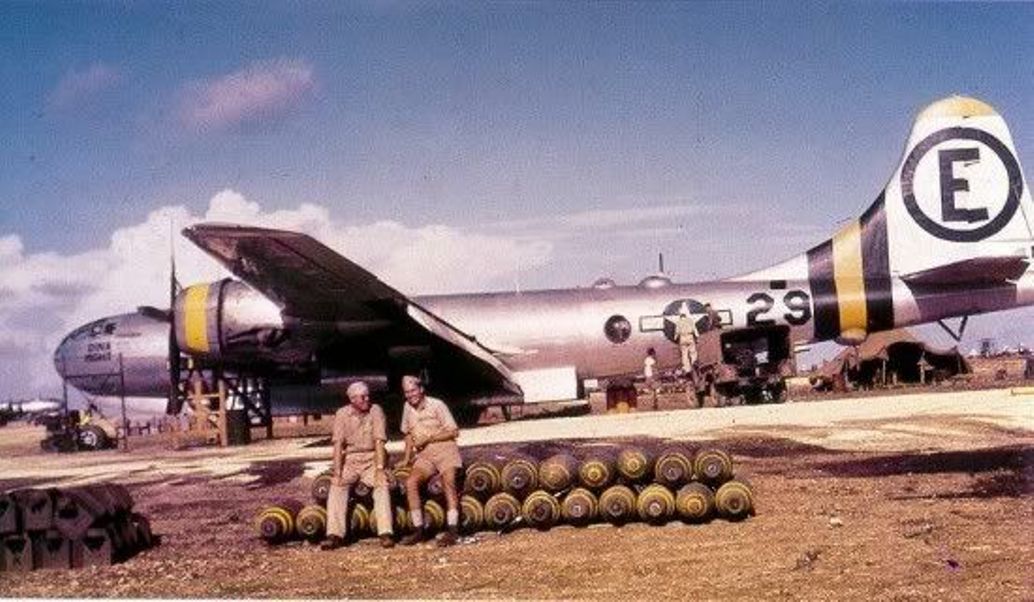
<box><xmin>901</xmin><ymin>255</ymin><xmax>1029</xmax><ymax>287</ymax></box>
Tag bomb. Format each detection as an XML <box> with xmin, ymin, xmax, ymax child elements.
<box><xmin>255</xmin><ymin>499</ymin><xmax>304</xmax><ymax>543</ymax></box>
<box><xmin>675</xmin><ymin>482</ymin><xmax>716</xmax><ymax>523</ymax></box>
<box><xmin>130</xmin><ymin>512</ymin><xmax>154</xmax><ymax>551</ymax></box>
<box><xmin>636</xmin><ymin>484</ymin><xmax>676</xmax><ymax>524</ymax></box>
<box><xmin>464</xmin><ymin>459</ymin><xmax>503</xmax><ymax>499</ymax></box>
<box><xmin>460</xmin><ymin>495</ymin><xmax>484</xmax><ymax>534</ymax></box>
<box><xmin>395</xmin><ymin>505</ymin><xmax>413</xmax><ymax>533</ymax></box>
<box><xmin>0</xmin><ymin>492</ymin><xmax>18</xmax><ymax>536</ymax></box>
<box><xmin>693</xmin><ymin>448</ymin><xmax>734</xmax><ymax>485</ymax></box>
<box><xmin>521</xmin><ymin>490</ymin><xmax>562</xmax><ymax>530</ymax></box>
<box><xmin>501</xmin><ymin>456</ymin><xmax>539</xmax><ymax>499</ymax></box>
<box><xmin>53</xmin><ymin>485</ymin><xmax>132</xmax><ymax>540</ymax></box>
<box><xmin>715</xmin><ymin>478</ymin><xmax>755</xmax><ymax>521</ymax></box>
<box><xmin>423</xmin><ymin>499</ymin><xmax>445</xmax><ymax>533</ymax></box>
<box><xmin>393</xmin><ymin>465</ymin><xmax>412</xmax><ymax>496</ymax></box>
<box><xmin>295</xmin><ymin>505</ymin><xmax>327</xmax><ymax>542</ymax></box>
<box><xmin>597</xmin><ymin>485</ymin><xmax>637</xmax><ymax>525</ymax></box>
<box><xmin>538</xmin><ymin>453</ymin><xmax>579</xmax><ymax>493</ymax></box>
<box><xmin>12</xmin><ymin>488</ymin><xmax>55</xmax><ymax>532</ymax></box>
<box><xmin>483</xmin><ymin>493</ymin><xmax>522</xmax><ymax>530</ymax></box>
<box><xmin>351</xmin><ymin>503</ymin><xmax>371</xmax><ymax>535</ymax></box>
<box><xmin>653</xmin><ymin>448</ymin><xmax>693</xmax><ymax>488</ymax></box>
<box><xmin>352</xmin><ymin>480</ymin><xmax>374</xmax><ymax>502</ymax></box>
<box><xmin>578</xmin><ymin>452</ymin><xmax>616</xmax><ymax>491</ymax></box>
<box><xmin>560</xmin><ymin>488</ymin><xmax>598</xmax><ymax>526</ymax></box>
<box><xmin>372</xmin><ymin>504</ymin><xmax>411</xmax><ymax>534</ymax></box>
<box><xmin>616</xmin><ymin>447</ymin><xmax>653</xmax><ymax>484</ymax></box>
<box><xmin>426</xmin><ymin>473</ymin><xmax>455</xmax><ymax>499</ymax></box>
<box><xmin>311</xmin><ymin>472</ymin><xmax>332</xmax><ymax>506</ymax></box>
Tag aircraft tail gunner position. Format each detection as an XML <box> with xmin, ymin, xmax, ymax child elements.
<box><xmin>322</xmin><ymin>381</ymin><xmax>394</xmax><ymax>550</ymax></box>
<box><xmin>397</xmin><ymin>375</ymin><xmax>463</xmax><ymax>547</ymax></box>
<box><xmin>675</xmin><ymin>310</ymin><xmax>700</xmax><ymax>377</ymax></box>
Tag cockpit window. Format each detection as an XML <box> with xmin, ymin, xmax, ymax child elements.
<box><xmin>67</xmin><ymin>319</ymin><xmax>117</xmax><ymax>341</ymax></box>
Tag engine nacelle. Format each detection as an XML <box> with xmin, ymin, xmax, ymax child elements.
<box><xmin>174</xmin><ymin>279</ymin><xmax>298</xmax><ymax>363</ymax></box>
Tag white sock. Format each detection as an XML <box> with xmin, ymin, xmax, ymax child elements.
<box><xmin>410</xmin><ymin>509</ymin><xmax>424</xmax><ymax>528</ymax></box>
<box><xmin>446</xmin><ymin>509</ymin><xmax>459</xmax><ymax>527</ymax></box>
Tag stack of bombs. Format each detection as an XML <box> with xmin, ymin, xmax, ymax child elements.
<box><xmin>0</xmin><ymin>483</ymin><xmax>153</xmax><ymax>572</ymax></box>
<box><xmin>258</xmin><ymin>445</ymin><xmax>753</xmax><ymax>544</ymax></box>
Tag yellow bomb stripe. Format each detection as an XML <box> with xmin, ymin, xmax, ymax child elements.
<box><xmin>831</xmin><ymin>222</ymin><xmax>868</xmax><ymax>334</ymax></box>
<box><xmin>183</xmin><ymin>284</ymin><xmax>211</xmax><ymax>353</ymax></box>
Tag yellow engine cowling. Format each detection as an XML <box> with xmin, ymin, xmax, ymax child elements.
<box><xmin>173</xmin><ymin>279</ymin><xmax>287</xmax><ymax>361</ymax></box>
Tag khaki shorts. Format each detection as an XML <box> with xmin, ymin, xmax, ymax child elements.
<box><xmin>341</xmin><ymin>453</ymin><xmax>383</xmax><ymax>488</ymax></box>
<box><xmin>413</xmin><ymin>441</ymin><xmax>463</xmax><ymax>475</ymax></box>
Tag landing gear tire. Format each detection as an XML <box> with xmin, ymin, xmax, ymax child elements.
<box><xmin>77</xmin><ymin>425</ymin><xmax>109</xmax><ymax>450</ymax></box>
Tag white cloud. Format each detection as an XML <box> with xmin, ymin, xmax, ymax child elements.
<box><xmin>0</xmin><ymin>190</ymin><xmax>552</xmax><ymax>400</ymax></box>
<box><xmin>47</xmin><ymin>62</ymin><xmax>122</xmax><ymax>111</ymax></box>
<box><xmin>179</xmin><ymin>58</ymin><xmax>316</xmax><ymax>131</ymax></box>
<box><xmin>486</xmin><ymin>203</ymin><xmax>745</xmax><ymax>244</ymax></box>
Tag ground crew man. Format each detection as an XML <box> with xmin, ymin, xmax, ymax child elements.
<box><xmin>396</xmin><ymin>375</ymin><xmax>463</xmax><ymax>547</ymax></box>
<box><xmin>703</xmin><ymin>303</ymin><xmax>722</xmax><ymax>331</ymax></box>
<box><xmin>322</xmin><ymin>381</ymin><xmax>394</xmax><ymax>550</ymax></box>
<box><xmin>676</xmin><ymin>309</ymin><xmax>700</xmax><ymax>377</ymax></box>
<box><xmin>643</xmin><ymin>347</ymin><xmax>659</xmax><ymax>409</ymax></box>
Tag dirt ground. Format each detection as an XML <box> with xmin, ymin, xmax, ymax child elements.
<box><xmin>0</xmin><ymin>389</ymin><xmax>1031</xmax><ymax>600</ymax></box>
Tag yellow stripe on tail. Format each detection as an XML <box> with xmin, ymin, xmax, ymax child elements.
<box><xmin>832</xmin><ymin>222</ymin><xmax>868</xmax><ymax>335</ymax></box>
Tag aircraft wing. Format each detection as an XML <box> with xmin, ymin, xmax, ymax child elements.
<box><xmin>182</xmin><ymin>223</ymin><xmax>521</xmax><ymax>395</ymax></box>
<box><xmin>183</xmin><ymin>223</ymin><xmax>406</xmax><ymax>321</ymax></box>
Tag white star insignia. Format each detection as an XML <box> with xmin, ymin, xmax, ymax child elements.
<box><xmin>664</xmin><ymin>301</ymin><xmax>707</xmax><ymax>327</ymax></box>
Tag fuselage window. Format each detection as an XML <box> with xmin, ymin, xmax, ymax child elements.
<box><xmin>604</xmin><ymin>315</ymin><xmax>632</xmax><ymax>344</ymax></box>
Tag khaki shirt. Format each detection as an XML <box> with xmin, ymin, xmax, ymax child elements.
<box><xmin>676</xmin><ymin>315</ymin><xmax>699</xmax><ymax>343</ymax></box>
<box><xmin>332</xmin><ymin>404</ymin><xmax>387</xmax><ymax>461</ymax></box>
<box><xmin>400</xmin><ymin>396</ymin><xmax>457</xmax><ymax>442</ymax></box>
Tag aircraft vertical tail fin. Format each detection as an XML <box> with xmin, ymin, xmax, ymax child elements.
<box><xmin>734</xmin><ymin>96</ymin><xmax>1033</xmax><ymax>344</ymax></box>
<box><xmin>881</xmin><ymin>96</ymin><xmax>1033</xmax><ymax>275</ymax></box>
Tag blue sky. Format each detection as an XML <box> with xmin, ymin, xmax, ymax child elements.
<box><xmin>1</xmin><ymin>2</ymin><xmax>1033</xmax><ymax>399</ymax></box>
<box><xmin>4</xmin><ymin>2</ymin><xmax>1031</xmax><ymax>255</ymax></box>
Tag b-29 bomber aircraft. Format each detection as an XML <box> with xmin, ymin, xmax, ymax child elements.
<box><xmin>54</xmin><ymin>96</ymin><xmax>1034</xmax><ymax>418</ymax></box>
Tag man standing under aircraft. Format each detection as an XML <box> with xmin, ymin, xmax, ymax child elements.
<box><xmin>676</xmin><ymin>309</ymin><xmax>700</xmax><ymax>378</ymax></box>
<box><xmin>397</xmin><ymin>375</ymin><xmax>463</xmax><ymax>547</ymax></box>
<box><xmin>643</xmin><ymin>347</ymin><xmax>659</xmax><ymax>409</ymax></box>
<box><xmin>322</xmin><ymin>381</ymin><xmax>394</xmax><ymax>550</ymax></box>
<box><xmin>703</xmin><ymin>303</ymin><xmax>722</xmax><ymax>332</ymax></box>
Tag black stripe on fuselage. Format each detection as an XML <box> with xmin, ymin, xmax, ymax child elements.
<box><xmin>807</xmin><ymin>239</ymin><xmax>839</xmax><ymax>340</ymax></box>
<box><xmin>859</xmin><ymin>193</ymin><xmax>894</xmax><ymax>331</ymax></box>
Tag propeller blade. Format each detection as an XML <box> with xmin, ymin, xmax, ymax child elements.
<box><xmin>166</xmin><ymin>228</ymin><xmax>184</xmax><ymax>415</ymax></box>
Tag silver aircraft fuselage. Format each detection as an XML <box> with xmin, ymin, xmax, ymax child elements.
<box><xmin>53</xmin><ymin>95</ymin><xmax>1034</xmax><ymax>406</ymax></box>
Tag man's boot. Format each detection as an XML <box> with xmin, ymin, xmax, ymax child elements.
<box><xmin>320</xmin><ymin>535</ymin><xmax>346</xmax><ymax>551</ymax></box>
<box><xmin>437</xmin><ymin>525</ymin><xmax>459</xmax><ymax>547</ymax></box>
<box><xmin>399</xmin><ymin>527</ymin><xmax>426</xmax><ymax>546</ymax></box>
